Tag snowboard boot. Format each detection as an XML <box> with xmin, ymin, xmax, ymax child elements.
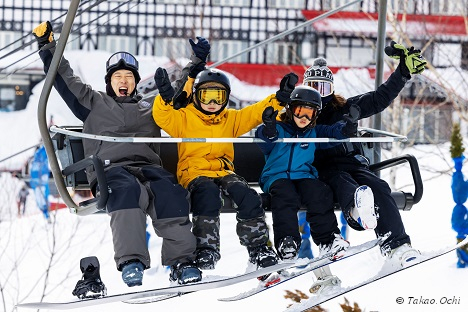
<box><xmin>121</xmin><ymin>260</ymin><xmax>145</xmax><ymax>287</ymax></box>
<box><xmin>277</xmin><ymin>236</ymin><xmax>300</xmax><ymax>260</ymax></box>
<box><xmin>318</xmin><ymin>233</ymin><xmax>350</xmax><ymax>260</ymax></box>
<box><xmin>72</xmin><ymin>256</ymin><xmax>107</xmax><ymax>299</ymax></box>
<box><xmin>310</xmin><ymin>265</ymin><xmax>341</xmax><ymax>296</ymax></box>
<box><xmin>353</xmin><ymin>185</ymin><xmax>378</xmax><ymax>230</ymax></box>
<box><xmin>248</xmin><ymin>245</ymin><xmax>280</xmax><ymax>281</ymax></box>
<box><xmin>170</xmin><ymin>261</ymin><xmax>202</xmax><ymax>285</ymax></box>
<box><xmin>195</xmin><ymin>247</ymin><xmax>221</xmax><ymax>270</ymax></box>
<box><xmin>387</xmin><ymin>243</ymin><xmax>421</xmax><ymax>267</ymax></box>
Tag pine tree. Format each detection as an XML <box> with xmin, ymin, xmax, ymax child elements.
<box><xmin>450</xmin><ymin>123</ymin><xmax>465</xmax><ymax>158</ymax></box>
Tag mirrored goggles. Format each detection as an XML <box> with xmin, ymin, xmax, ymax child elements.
<box><xmin>291</xmin><ymin>105</ymin><xmax>319</xmax><ymax>121</ymax></box>
<box><xmin>196</xmin><ymin>88</ymin><xmax>228</xmax><ymax>105</ymax></box>
<box><xmin>106</xmin><ymin>52</ymin><xmax>139</xmax><ymax>72</ymax></box>
<box><xmin>304</xmin><ymin>80</ymin><xmax>334</xmax><ymax>97</ymax></box>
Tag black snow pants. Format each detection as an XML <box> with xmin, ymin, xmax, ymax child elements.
<box><xmin>269</xmin><ymin>178</ymin><xmax>340</xmax><ymax>249</ymax></box>
<box><xmin>188</xmin><ymin>174</ymin><xmax>269</xmax><ymax>257</ymax></box>
<box><xmin>319</xmin><ymin>165</ymin><xmax>411</xmax><ymax>254</ymax></box>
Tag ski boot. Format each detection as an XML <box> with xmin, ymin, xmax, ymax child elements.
<box><xmin>72</xmin><ymin>256</ymin><xmax>107</xmax><ymax>299</ymax></box>
<box><xmin>354</xmin><ymin>185</ymin><xmax>378</xmax><ymax>230</ymax></box>
<box><xmin>318</xmin><ymin>233</ymin><xmax>350</xmax><ymax>260</ymax></box>
<box><xmin>310</xmin><ymin>265</ymin><xmax>341</xmax><ymax>295</ymax></box>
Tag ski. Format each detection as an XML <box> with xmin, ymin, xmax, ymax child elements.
<box><xmin>218</xmin><ymin>237</ymin><xmax>383</xmax><ymax>302</ymax></box>
<box><xmin>285</xmin><ymin>236</ymin><xmax>468</xmax><ymax>311</ymax></box>
<box><xmin>15</xmin><ymin>262</ymin><xmax>295</xmax><ymax>310</ymax></box>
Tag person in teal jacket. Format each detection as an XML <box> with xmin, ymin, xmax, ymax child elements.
<box><xmin>255</xmin><ymin>85</ymin><xmax>358</xmax><ymax>260</ymax></box>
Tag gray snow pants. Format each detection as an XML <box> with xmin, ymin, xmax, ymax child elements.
<box><xmin>102</xmin><ymin>165</ymin><xmax>197</xmax><ymax>270</ymax></box>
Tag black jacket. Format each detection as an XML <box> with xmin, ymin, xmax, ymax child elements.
<box><xmin>314</xmin><ymin>66</ymin><xmax>409</xmax><ymax>170</ymax></box>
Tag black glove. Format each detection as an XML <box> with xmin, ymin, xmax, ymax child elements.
<box><xmin>385</xmin><ymin>41</ymin><xmax>427</xmax><ymax>77</ymax></box>
<box><xmin>32</xmin><ymin>21</ymin><xmax>54</xmax><ymax>49</ymax></box>
<box><xmin>340</xmin><ymin>105</ymin><xmax>361</xmax><ymax>137</ymax></box>
<box><xmin>188</xmin><ymin>62</ymin><xmax>206</xmax><ymax>78</ymax></box>
<box><xmin>173</xmin><ymin>90</ymin><xmax>189</xmax><ymax>110</ymax></box>
<box><xmin>154</xmin><ymin>67</ymin><xmax>175</xmax><ymax>103</ymax></box>
<box><xmin>276</xmin><ymin>72</ymin><xmax>298</xmax><ymax>106</ymax></box>
<box><xmin>262</xmin><ymin>106</ymin><xmax>278</xmax><ymax>139</ymax></box>
<box><xmin>189</xmin><ymin>36</ymin><xmax>210</xmax><ymax>62</ymax></box>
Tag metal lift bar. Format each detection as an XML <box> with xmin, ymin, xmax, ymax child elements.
<box><xmin>37</xmin><ymin>0</ymin><xmax>82</xmax><ymax>213</ymax></box>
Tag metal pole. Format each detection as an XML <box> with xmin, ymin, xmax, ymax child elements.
<box><xmin>37</xmin><ymin>0</ymin><xmax>82</xmax><ymax>213</ymax></box>
<box><xmin>209</xmin><ymin>0</ymin><xmax>363</xmax><ymax>68</ymax></box>
<box><xmin>371</xmin><ymin>0</ymin><xmax>388</xmax><ymax>166</ymax></box>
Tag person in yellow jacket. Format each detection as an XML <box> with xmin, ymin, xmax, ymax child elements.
<box><xmin>153</xmin><ymin>64</ymin><xmax>298</xmax><ymax>272</ymax></box>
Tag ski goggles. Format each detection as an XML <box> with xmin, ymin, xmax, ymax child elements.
<box><xmin>196</xmin><ymin>88</ymin><xmax>228</xmax><ymax>105</ymax></box>
<box><xmin>304</xmin><ymin>80</ymin><xmax>334</xmax><ymax>97</ymax></box>
<box><xmin>291</xmin><ymin>104</ymin><xmax>319</xmax><ymax>121</ymax></box>
<box><xmin>106</xmin><ymin>52</ymin><xmax>139</xmax><ymax>72</ymax></box>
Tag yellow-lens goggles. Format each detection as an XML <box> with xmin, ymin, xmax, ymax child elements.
<box><xmin>196</xmin><ymin>89</ymin><xmax>227</xmax><ymax>105</ymax></box>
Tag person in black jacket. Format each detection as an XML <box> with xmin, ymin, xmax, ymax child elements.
<box><xmin>33</xmin><ymin>21</ymin><xmax>202</xmax><ymax>289</ymax></box>
<box><xmin>304</xmin><ymin>41</ymin><xmax>427</xmax><ymax>269</ymax></box>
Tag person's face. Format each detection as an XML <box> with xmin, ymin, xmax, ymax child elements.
<box><xmin>293</xmin><ymin>115</ymin><xmax>311</xmax><ymax>128</ymax></box>
<box><xmin>111</xmin><ymin>69</ymin><xmax>135</xmax><ymax>96</ymax></box>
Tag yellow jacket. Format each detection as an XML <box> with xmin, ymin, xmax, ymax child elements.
<box><xmin>153</xmin><ymin>91</ymin><xmax>283</xmax><ymax>188</ymax></box>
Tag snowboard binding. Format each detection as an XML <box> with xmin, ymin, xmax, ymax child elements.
<box><xmin>72</xmin><ymin>256</ymin><xmax>107</xmax><ymax>299</ymax></box>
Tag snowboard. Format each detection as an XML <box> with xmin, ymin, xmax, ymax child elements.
<box><xmin>285</xmin><ymin>236</ymin><xmax>468</xmax><ymax>311</ymax></box>
<box><xmin>15</xmin><ymin>261</ymin><xmax>295</xmax><ymax>310</ymax></box>
<box><xmin>218</xmin><ymin>237</ymin><xmax>383</xmax><ymax>301</ymax></box>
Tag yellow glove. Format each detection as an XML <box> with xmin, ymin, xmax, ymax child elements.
<box><xmin>33</xmin><ymin>21</ymin><xmax>54</xmax><ymax>49</ymax></box>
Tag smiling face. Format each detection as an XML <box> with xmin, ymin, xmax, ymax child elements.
<box><xmin>110</xmin><ymin>69</ymin><xmax>136</xmax><ymax>96</ymax></box>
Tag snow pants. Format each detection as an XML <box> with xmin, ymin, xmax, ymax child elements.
<box><xmin>102</xmin><ymin>165</ymin><xmax>197</xmax><ymax>270</ymax></box>
<box><xmin>188</xmin><ymin>174</ymin><xmax>269</xmax><ymax>257</ymax></box>
<box><xmin>269</xmin><ymin>178</ymin><xmax>339</xmax><ymax>249</ymax></box>
<box><xmin>319</xmin><ymin>166</ymin><xmax>411</xmax><ymax>253</ymax></box>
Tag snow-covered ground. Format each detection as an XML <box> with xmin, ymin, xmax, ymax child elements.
<box><xmin>1</xmin><ymin>50</ymin><xmax>467</xmax><ymax>312</ymax></box>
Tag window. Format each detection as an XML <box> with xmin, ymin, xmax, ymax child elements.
<box><xmin>154</xmin><ymin>38</ymin><xmax>188</xmax><ymax>59</ymax></box>
<box><xmin>160</xmin><ymin>0</ymin><xmax>196</xmax><ymax>4</ymax></box>
<box><xmin>211</xmin><ymin>40</ymin><xmax>247</xmax><ymax>63</ymax></box>
<box><xmin>267</xmin><ymin>0</ymin><xmax>304</xmax><ymax>9</ymax></box>
<box><xmin>266</xmin><ymin>42</ymin><xmax>297</xmax><ymax>64</ymax></box>
<box><xmin>102</xmin><ymin>36</ymin><xmax>136</xmax><ymax>55</ymax></box>
<box><xmin>0</xmin><ymin>31</ymin><xmax>21</xmax><ymax>51</ymax></box>
<box><xmin>212</xmin><ymin>0</ymin><xmax>250</xmax><ymax>6</ymax></box>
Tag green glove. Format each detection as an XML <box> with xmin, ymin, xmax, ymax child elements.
<box><xmin>385</xmin><ymin>41</ymin><xmax>427</xmax><ymax>76</ymax></box>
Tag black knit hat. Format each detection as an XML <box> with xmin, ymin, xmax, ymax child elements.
<box><xmin>303</xmin><ymin>57</ymin><xmax>333</xmax><ymax>84</ymax></box>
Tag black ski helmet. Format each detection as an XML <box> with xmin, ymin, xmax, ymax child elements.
<box><xmin>289</xmin><ymin>85</ymin><xmax>322</xmax><ymax>111</ymax></box>
<box><xmin>193</xmin><ymin>68</ymin><xmax>231</xmax><ymax>115</ymax></box>
<box><xmin>193</xmin><ymin>68</ymin><xmax>231</xmax><ymax>94</ymax></box>
<box><xmin>104</xmin><ymin>51</ymin><xmax>141</xmax><ymax>84</ymax></box>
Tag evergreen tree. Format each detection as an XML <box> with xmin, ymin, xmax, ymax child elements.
<box><xmin>450</xmin><ymin>123</ymin><xmax>465</xmax><ymax>158</ymax></box>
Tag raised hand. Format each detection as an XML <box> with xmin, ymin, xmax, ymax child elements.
<box><xmin>276</xmin><ymin>72</ymin><xmax>299</xmax><ymax>106</ymax></box>
<box><xmin>154</xmin><ymin>67</ymin><xmax>175</xmax><ymax>103</ymax></box>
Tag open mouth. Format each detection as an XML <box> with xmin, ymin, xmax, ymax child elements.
<box><xmin>119</xmin><ymin>87</ymin><xmax>128</xmax><ymax>96</ymax></box>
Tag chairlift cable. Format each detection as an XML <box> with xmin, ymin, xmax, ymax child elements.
<box><xmin>0</xmin><ymin>0</ymin><xmax>143</xmax><ymax>78</ymax></box>
<box><xmin>0</xmin><ymin>0</ymin><xmax>99</xmax><ymax>62</ymax></box>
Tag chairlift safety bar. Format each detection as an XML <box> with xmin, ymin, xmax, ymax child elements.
<box><xmin>50</xmin><ymin>125</ymin><xmax>408</xmax><ymax>143</ymax></box>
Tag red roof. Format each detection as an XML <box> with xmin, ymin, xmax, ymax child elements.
<box><xmin>302</xmin><ymin>10</ymin><xmax>468</xmax><ymax>38</ymax></box>
<box><xmin>213</xmin><ymin>63</ymin><xmax>376</xmax><ymax>87</ymax></box>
